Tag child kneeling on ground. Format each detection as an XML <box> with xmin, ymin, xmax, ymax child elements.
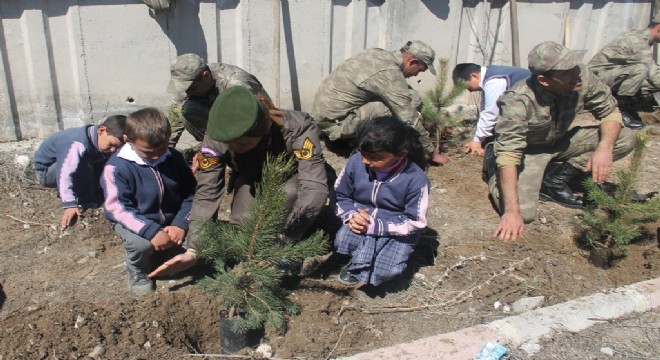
<box><xmin>33</xmin><ymin>115</ymin><xmax>126</xmax><ymax>229</ymax></box>
<box><xmin>334</xmin><ymin>116</ymin><xmax>431</xmax><ymax>286</ymax></box>
<box><xmin>101</xmin><ymin>108</ymin><xmax>197</xmax><ymax>295</ymax></box>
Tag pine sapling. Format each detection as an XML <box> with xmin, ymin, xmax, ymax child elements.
<box><xmin>194</xmin><ymin>154</ymin><xmax>329</xmax><ymax>333</ymax></box>
<box><xmin>576</xmin><ymin>133</ymin><xmax>660</xmax><ymax>264</ymax></box>
<box><xmin>420</xmin><ymin>58</ymin><xmax>467</xmax><ymax>153</ymax></box>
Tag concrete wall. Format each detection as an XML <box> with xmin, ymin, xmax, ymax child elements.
<box><xmin>0</xmin><ymin>0</ymin><xmax>654</xmax><ymax>141</ymax></box>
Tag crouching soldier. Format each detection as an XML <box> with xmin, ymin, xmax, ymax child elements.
<box><xmin>149</xmin><ymin>86</ymin><xmax>332</xmax><ymax>277</ymax></box>
<box><xmin>488</xmin><ymin>41</ymin><xmax>635</xmax><ymax>242</ymax></box>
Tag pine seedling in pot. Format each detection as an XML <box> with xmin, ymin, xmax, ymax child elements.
<box><xmin>195</xmin><ymin>154</ymin><xmax>329</xmax><ymax>333</ymax></box>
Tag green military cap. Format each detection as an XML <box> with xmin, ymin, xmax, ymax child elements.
<box><xmin>528</xmin><ymin>41</ymin><xmax>586</xmax><ymax>75</ymax></box>
<box><xmin>207</xmin><ymin>86</ymin><xmax>264</xmax><ymax>142</ymax></box>
<box><xmin>402</xmin><ymin>40</ymin><xmax>437</xmax><ymax>75</ymax></box>
<box><xmin>167</xmin><ymin>53</ymin><xmax>207</xmax><ymax>100</ymax></box>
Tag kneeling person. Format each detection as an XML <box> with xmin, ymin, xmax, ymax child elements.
<box><xmin>334</xmin><ymin>116</ymin><xmax>430</xmax><ymax>286</ymax></box>
<box><xmin>489</xmin><ymin>41</ymin><xmax>635</xmax><ymax>242</ymax></box>
<box><xmin>149</xmin><ymin>86</ymin><xmax>331</xmax><ymax>278</ymax></box>
<box><xmin>101</xmin><ymin>108</ymin><xmax>197</xmax><ymax>295</ymax></box>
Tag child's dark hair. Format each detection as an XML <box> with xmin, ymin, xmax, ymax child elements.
<box><xmin>101</xmin><ymin>115</ymin><xmax>127</xmax><ymax>142</ymax></box>
<box><xmin>125</xmin><ymin>108</ymin><xmax>171</xmax><ymax>148</ymax></box>
<box><xmin>357</xmin><ymin>116</ymin><xmax>428</xmax><ymax>171</ymax></box>
<box><xmin>452</xmin><ymin>63</ymin><xmax>481</xmax><ymax>84</ymax></box>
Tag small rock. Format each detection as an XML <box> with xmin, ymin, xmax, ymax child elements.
<box><xmin>152</xmin><ymin>320</ymin><xmax>159</xmax><ymax>328</ymax></box>
<box><xmin>255</xmin><ymin>343</ymin><xmax>273</xmax><ymax>358</ymax></box>
<box><xmin>600</xmin><ymin>347</ymin><xmax>614</xmax><ymax>356</ymax></box>
<box><xmin>88</xmin><ymin>345</ymin><xmax>104</xmax><ymax>359</ymax></box>
<box><xmin>511</xmin><ymin>296</ymin><xmax>545</xmax><ymax>313</ymax></box>
<box><xmin>143</xmin><ymin>341</ymin><xmax>151</xmax><ymax>349</ymax></box>
<box><xmin>540</xmin><ymin>217</ymin><xmax>547</xmax><ymax>224</ymax></box>
<box><xmin>437</xmin><ymin>188</ymin><xmax>447</xmax><ymax>194</ymax></box>
<box><xmin>74</xmin><ymin>315</ymin><xmax>86</xmax><ymax>329</ymax></box>
<box><xmin>23</xmin><ymin>224</ymin><xmax>30</xmax><ymax>229</ymax></box>
<box><xmin>88</xmin><ymin>251</ymin><xmax>98</xmax><ymax>258</ymax></box>
<box><xmin>14</xmin><ymin>154</ymin><xmax>30</xmax><ymax>168</ymax></box>
<box><xmin>521</xmin><ymin>342</ymin><xmax>541</xmax><ymax>355</ymax></box>
<box><xmin>77</xmin><ymin>257</ymin><xmax>89</xmax><ymax>264</ymax></box>
<box><xmin>413</xmin><ymin>273</ymin><xmax>426</xmax><ymax>281</ymax></box>
<box><xmin>502</xmin><ymin>305</ymin><xmax>511</xmax><ymax>313</ymax></box>
<box><xmin>493</xmin><ymin>301</ymin><xmax>502</xmax><ymax>309</ymax></box>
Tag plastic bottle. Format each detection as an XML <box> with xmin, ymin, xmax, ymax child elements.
<box><xmin>474</xmin><ymin>341</ymin><xmax>508</xmax><ymax>360</ymax></box>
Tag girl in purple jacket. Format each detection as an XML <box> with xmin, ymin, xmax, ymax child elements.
<box><xmin>334</xmin><ymin>116</ymin><xmax>431</xmax><ymax>286</ymax></box>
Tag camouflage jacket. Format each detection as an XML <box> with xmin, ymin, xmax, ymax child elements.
<box><xmin>169</xmin><ymin>63</ymin><xmax>269</xmax><ymax>144</ymax></box>
<box><xmin>314</xmin><ymin>49</ymin><xmax>420</xmax><ymax>121</ymax></box>
<box><xmin>312</xmin><ymin>48</ymin><xmax>433</xmax><ymax>152</ymax></box>
<box><xmin>493</xmin><ymin>65</ymin><xmax>619</xmax><ymax>168</ymax></box>
<box><xmin>588</xmin><ymin>29</ymin><xmax>660</xmax><ymax>89</ymax></box>
<box><xmin>189</xmin><ymin>109</ymin><xmax>328</xmax><ymax>240</ymax></box>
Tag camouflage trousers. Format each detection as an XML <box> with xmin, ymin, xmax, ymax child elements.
<box><xmin>594</xmin><ymin>65</ymin><xmax>660</xmax><ymax>96</ymax></box>
<box><xmin>487</xmin><ymin>126</ymin><xmax>635</xmax><ymax>223</ymax></box>
<box><xmin>318</xmin><ymin>88</ymin><xmax>422</xmax><ymax>141</ymax></box>
<box><xmin>168</xmin><ymin>99</ymin><xmax>211</xmax><ymax>146</ymax></box>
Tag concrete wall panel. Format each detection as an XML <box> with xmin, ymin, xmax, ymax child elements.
<box><xmin>0</xmin><ymin>0</ymin><xmax>656</xmax><ymax>141</ymax></box>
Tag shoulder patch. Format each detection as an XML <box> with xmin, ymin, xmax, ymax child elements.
<box><xmin>293</xmin><ymin>137</ymin><xmax>314</xmax><ymax>160</ymax></box>
<box><xmin>197</xmin><ymin>147</ymin><xmax>221</xmax><ymax>170</ymax></box>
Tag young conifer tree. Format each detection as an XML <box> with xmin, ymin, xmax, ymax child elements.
<box><xmin>194</xmin><ymin>154</ymin><xmax>329</xmax><ymax>333</ymax></box>
<box><xmin>420</xmin><ymin>58</ymin><xmax>467</xmax><ymax>152</ymax></box>
<box><xmin>577</xmin><ymin>133</ymin><xmax>660</xmax><ymax>257</ymax></box>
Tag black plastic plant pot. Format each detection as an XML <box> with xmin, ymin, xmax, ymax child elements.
<box><xmin>219</xmin><ymin>314</ymin><xmax>264</xmax><ymax>354</ymax></box>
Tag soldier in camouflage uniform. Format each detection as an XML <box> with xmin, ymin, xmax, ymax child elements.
<box><xmin>587</xmin><ymin>13</ymin><xmax>660</xmax><ymax>129</ymax></box>
<box><xmin>148</xmin><ymin>86</ymin><xmax>330</xmax><ymax>278</ymax></box>
<box><xmin>167</xmin><ymin>53</ymin><xmax>271</xmax><ymax>147</ymax></box>
<box><xmin>312</xmin><ymin>40</ymin><xmax>450</xmax><ymax>165</ymax></box>
<box><xmin>488</xmin><ymin>41</ymin><xmax>635</xmax><ymax>242</ymax></box>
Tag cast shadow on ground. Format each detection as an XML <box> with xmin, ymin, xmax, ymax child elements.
<box><xmin>0</xmin><ymin>282</ymin><xmax>5</xmax><ymax>311</ymax></box>
<box><xmin>304</xmin><ymin>227</ymin><xmax>440</xmax><ymax>297</ymax></box>
<box><xmin>360</xmin><ymin>227</ymin><xmax>440</xmax><ymax>298</ymax></box>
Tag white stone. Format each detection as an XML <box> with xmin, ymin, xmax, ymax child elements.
<box><xmin>600</xmin><ymin>347</ymin><xmax>614</xmax><ymax>356</ymax></box>
<box><xmin>88</xmin><ymin>345</ymin><xmax>104</xmax><ymax>359</ymax></box>
<box><xmin>255</xmin><ymin>343</ymin><xmax>273</xmax><ymax>358</ymax></box>
<box><xmin>14</xmin><ymin>154</ymin><xmax>30</xmax><ymax>168</ymax></box>
<box><xmin>521</xmin><ymin>342</ymin><xmax>541</xmax><ymax>355</ymax></box>
<box><xmin>512</xmin><ymin>296</ymin><xmax>546</xmax><ymax>313</ymax></box>
<box><xmin>74</xmin><ymin>315</ymin><xmax>86</xmax><ymax>328</ymax></box>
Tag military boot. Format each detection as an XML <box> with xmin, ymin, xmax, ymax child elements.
<box><xmin>616</xmin><ymin>96</ymin><xmax>646</xmax><ymax>129</ymax></box>
<box><xmin>539</xmin><ymin>162</ymin><xmax>584</xmax><ymax>209</ymax></box>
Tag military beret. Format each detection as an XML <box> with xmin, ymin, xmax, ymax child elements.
<box><xmin>207</xmin><ymin>86</ymin><xmax>264</xmax><ymax>142</ymax></box>
<box><xmin>528</xmin><ymin>41</ymin><xmax>585</xmax><ymax>75</ymax></box>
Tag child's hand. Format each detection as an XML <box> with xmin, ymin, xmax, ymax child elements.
<box><xmin>348</xmin><ymin>209</ymin><xmax>371</xmax><ymax>234</ymax></box>
<box><xmin>148</xmin><ymin>249</ymin><xmax>198</xmax><ymax>279</ymax></box>
<box><xmin>163</xmin><ymin>226</ymin><xmax>185</xmax><ymax>245</ymax></box>
<box><xmin>151</xmin><ymin>230</ymin><xmax>177</xmax><ymax>251</ymax></box>
<box><xmin>61</xmin><ymin>207</ymin><xmax>81</xmax><ymax>229</ymax></box>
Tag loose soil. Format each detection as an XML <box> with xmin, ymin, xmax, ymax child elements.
<box><xmin>2</xmin><ymin>112</ymin><xmax>660</xmax><ymax>359</ymax></box>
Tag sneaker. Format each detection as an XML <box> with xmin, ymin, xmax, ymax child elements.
<box><xmin>337</xmin><ymin>268</ymin><xmax>360</xmax><ymax>286</ymax></box>
<box><xmin>126</xmin><ymin>266</ymin><xmax>155</xmax><ymax>296</ymax></box>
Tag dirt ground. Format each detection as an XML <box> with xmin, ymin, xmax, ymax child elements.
<box><xmin>1</xmin><ymin>112</ymin><xmax>660</xmax><ymax>360</ymax></box>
